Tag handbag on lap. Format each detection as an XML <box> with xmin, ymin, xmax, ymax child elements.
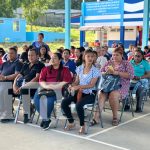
<box><xmin>100</xmin><ymin>74</ymin><xmax>121</xmax><ymax>93</ymax></box>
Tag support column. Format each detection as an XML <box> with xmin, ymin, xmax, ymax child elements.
<box><xmin>80</xmin><ymin>16</ymin><xmax>85</xmax><ymax>47</ymax></box>
<box><xmin>142</xmin><ymin>0</ymin><xmax>149</xmax><ymax>50</ymax></box>
<box><xmin>80</xmin><ymin>2</ymin><xmax>85</xmax><ymax>47</ymax></box>
<box><xmin>65</xmin><ymin>0</ymin><xmax>71</xmax><ymax>49</ymax></box>
<box><xmin>120</xmin><ymin>26</ymin><xmax>125</xmax><ymax>45</ymax></box>
<box><xmin>120</xmin><ymin>0</ymin><xmax>125</xmax><ymax>45</ymax></box>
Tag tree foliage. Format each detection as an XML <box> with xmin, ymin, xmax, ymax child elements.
<box><xmin>48</xmin><ymin>0</ymin><xmax>94</xmax><ymax>10</ymax></box>
<box><xmin>0</xmin><ymin>0</ymin><xmax>21</xmax><ymax>17</ymax></box>
<box><xmin>21</xmin><ymin>0</ymin><xmax>51</xmax><ymax>30</ymax></box>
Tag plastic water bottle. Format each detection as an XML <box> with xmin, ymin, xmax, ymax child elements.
<box><xmin>22</xmin><ymin>79</ymin><xmax>26</xmax><ymax>86</ymax></box>
<box><xmin>132</xmin><ymin>94</ymin><xmax>136</xmax><ymax>99</ymax></box>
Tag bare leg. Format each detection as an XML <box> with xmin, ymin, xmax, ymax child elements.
<box><xmin>109</xmin><ymin>91</ymin><xmax>120</xmax><ymax>122</ymax></box>
<box><xmin>93</xmin><ymin>91</ymin><xmax>107</xmax><ymax>122</ymax></box>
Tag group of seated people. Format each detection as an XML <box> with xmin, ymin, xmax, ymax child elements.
<box><xmin>0</xmin><ymin>35</ymin><xmax>150</xmax><ymax>134</ymax></box>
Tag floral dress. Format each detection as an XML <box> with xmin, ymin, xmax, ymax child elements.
<box><xmin>101</xmin><ymin>60</ymin><xmax>134</xmax><ymax>99</ymax></box>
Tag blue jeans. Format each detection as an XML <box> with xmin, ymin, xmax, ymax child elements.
<box><xmin>130</xmin><ymin>83</ymin><xmax>146</xmax><ymax>110</ymax></box>
<box><xmin>33</xmin><ymin>90</ymin><xmax>56</xmax><ymax>120</ymax></box>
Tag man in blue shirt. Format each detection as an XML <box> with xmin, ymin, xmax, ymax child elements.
<box><xmin>0</xmin><ymin>47</ymin><xmax>23</xmax><ymax>81</ymax></box>
<box><xmin>62</xmin><ymin>49</ymin><xmax>76</xmax><ymax>75</ymax></box>
<box><xmin>0</xmin><ymin>47</ymin><xmax>23</xmax><ymax>122</ymax></box>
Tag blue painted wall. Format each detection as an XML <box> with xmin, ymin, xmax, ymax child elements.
<box><xmin>26</xmin><ymin>31</ymin><xmax>65</xmax><ymax>42</ymax></box>
<box><xmin>0</xmin><ymin>18</ymin><xmax>26</xmax><ymax>42</ymax></box>
<box><xmin>0</xmin><ymin>18</ymin><xmax>65</xmax><ymax>43</ymax></box>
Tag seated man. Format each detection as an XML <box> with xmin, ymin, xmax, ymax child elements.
<box><xmin>130</xmin><ymin>50</ymin><xmax>150</xmax><ymax>112</ymax></box>
<box><xmin>0</xmin><ymin>47</ymin><xmax>23</xmax><ymax>122</ymax></box>
<box><xmin>13</xmin><ymin>48</ymin><xmax>45</xmax><ymax>123</ymax></box>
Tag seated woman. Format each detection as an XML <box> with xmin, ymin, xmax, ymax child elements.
<box><xmin>13</xmin><ymin>48</ymin><xmax>45</xmax><ymax>123</ymax></box>
<box><xmin>92</xmin><ymin>47</ymin><xmax>134</xmax><ymax>126</ymax></box>
<box><xmin>19</xmin><ymin>44</ymin><xmax>29</xmax><ymax>63</ymax></box>
<box><xmin>74</xmin><ymin>48</ymin><xmax>83</xmax><ymax>67</ymax></box>
<box><xmin>0</xmin><ymin>47</ymin><xmax>5</xmax><ymax>65</ymax></box>
<box><xmin>62</xmin><ymin>49</ymin><xmax>76</xmax><ymax>75</ymax></box>
<box><xmin>130</xmin><ymin>50</ymin><xmax>150</xmax><ymax>112</ymax></box>
<box><xmin>39</xmin><ymin>45</ymin><xmax>51</xmax><ymax>64</ymax></box>
<box><xmin>92</xmin><ymin>50</ymin><xmax>98</xmax><ymax>67</ymax></box>
<box><xmin>34</xmin><ymin>53</ymin><xmax>72</xmax><ymax>130</ymax></box>
<box><xmin>61</xmin><ymin>49</ymin><xmax>100</xmax><ymax>134</ymax></box>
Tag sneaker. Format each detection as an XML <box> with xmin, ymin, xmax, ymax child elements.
<box><xmin>24</xmin><ymin>114</ymin><xmax>29</xmax><ymax>124</ymax></box>
<box><xmin>124</xmin><ymin>105</ymin><xmax>130</xmax><ymax>111</ymax></box>
<box><xmin>40</xmin><ymin>120</ymin><xmax>45</xmax><ymax>128</ymax></box>
<box><xmin>135</xmin><ymin>109</ymin><xmax>142</xmax><ymax>113</ymax></box>
<box><xmin>43</xmin><ymin>119</ymin><xmax>51</xmax><ymax>131</ymax></box>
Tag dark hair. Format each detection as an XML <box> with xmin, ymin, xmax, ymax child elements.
<box><xmin>93</xmin><ymin>51</ymin><xmax>98</xmax><ymax>57</ymax></box>
<box><xmin>103</xmin><ymin>45</ymin><xmax>108</xmax><ymax>50</ymax></box>
<box><xmin>134</xmin><ymin>49</ymin><xmax>145</xmax><ymax>60</ymax></box>
<box><xmin>57</xmin><ymin>48</ymin><xmax>63</xmax><ymax>54</ymax></box>
<box><xmin>0</xmin><ymin>47</ymin><xmax>5</xmax><ymax>56</ymax></box>
<box><xmin>25</xmin><ymin>45</ymin><xmax>34</xmax><ymax>53</ymax></box>
<box><xmin>28</xmin><ymin>48</ymin><xmax>38</xmax><ymax>55</ymax></box>
<box><xmin>39</xmin><ymin>45</ymin><xmax>48</xmax><ymax>56</ymax></box>
<box><xmin>75</xmin><ymin>48</ymin><xmax>83</xmax><ymax>63</ymax></box>
<box><xmin>118</xmin><ymin>43</ymin><xmax>125</xmax><ymax>51</ymax></box>
<box><xmin>80</xmin><ymin>46</ymin><xmax>85</xmax><ymax>53</ymax></box>
<box><xmin>9</xmin><ymin>47</ymin><xmax>17</xmax><ymax>54</ymax></box>
<box><xmin>144</xmin><ymin>46</ymin><xmax>149</xmax><ymax>50</ymax></box>
<box><xmin>75</xmin><ymin>48</ymin><xmax>81</xmax><ymax>53</ymax></box>
<box><xmin>88</xmin><ymin>47</ymin><xmax>93</xmax><ymax>51</ymax></box>
<box><xmin>63</xmin><ymin>49</ymin><xmax>71</xmax><ymax>55</ymax></box>
<box><xmin>50</xmin><ymin>53</ymin><xmax>63</xmax><ymax>81</ymax></box>
<box><xmin>13</xmin><ymin>45</ymin><xmax>18</xmax><ymax>50</ymax></box>
<box><xmin>71</xmin><ymin>46</ymin><xmax>75</xmax><ymax>50</ymax></box>
<box><xmin>28</xmin><ymin>45</ymin><xmax>34</xmax><ymax>50</ymax></box>
<box><xmin>38</xmin><ymin>33</ymin><xmax>44</xmax><ymax>38</ymax></box>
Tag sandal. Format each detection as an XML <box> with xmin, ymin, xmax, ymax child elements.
<box><xmin>79</xmin><ymin>126</ymin><xmax>85</xmax><ymax>135</ymax></box>
<box><xmin>90</xmin><ymin>119</ymin><xmax>98</xmax><ymax>126</ymax></box>
<box><xmin>112</xmin><ymin>118</ymin><xmax>119</xmax><ymax>126</ymax></box>
<box><xmin>64</xmin><ymin>123</ymin><xmax>75</xmax><ymax>131</ymax></box>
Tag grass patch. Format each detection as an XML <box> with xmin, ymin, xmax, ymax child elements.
<box><xmin>0</xmin><ymin>25</ymin><xmax>95</xmax><ymax>53</ymax></box>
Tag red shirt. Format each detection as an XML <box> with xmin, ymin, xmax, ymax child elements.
<box><xmin>0</xmin><ymin>57</ymin><xmax>3</xmax><ymax>65</ymax></box>
<box><xmin>39</xmin><ymin>66</ymin><xmax>72</xmax><ymax>83</ymax></box>
<box><xmin>70</xmin><ymin>53</ymin><xmax>76</xmax><ymax>59</ymax></box>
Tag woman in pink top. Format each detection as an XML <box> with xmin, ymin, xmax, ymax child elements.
<box><xmin>92</xmin><ymin>47</ymin><xmax>134</xmax><ymax>126</ymax></box>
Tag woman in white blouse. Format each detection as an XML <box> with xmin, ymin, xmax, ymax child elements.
<box><xmin>61</xmin><ymin>49</ymin><xmax>100</xmax><ymax>134</ymax></box>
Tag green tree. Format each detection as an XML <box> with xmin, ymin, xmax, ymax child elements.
<box><xmin>48</xmin><ymin>0</ymin><xmax>64</xmax><ymax>9</ymax></box>
<box><xmin>22</xmin><ymin>0</ymin><xmax>51</xmax><ymax>31</ymax></box>
<box><xmin>0</xmin><ymin>0</ymin><xmax>21</xmax><ymax>17</ymax></box>
<box><xmin>48</xmin><ymin>0</ymin><xmax>94</xmax><ymax>10</ymax></box>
